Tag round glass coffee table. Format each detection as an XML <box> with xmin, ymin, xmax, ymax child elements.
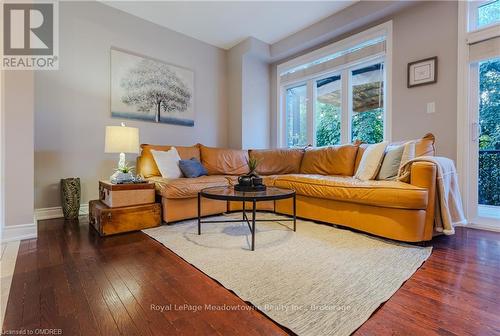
<box><xmin>198</xmin><ymin>186</ymin><xmax>296</xmax><ymax>251</ymax></box>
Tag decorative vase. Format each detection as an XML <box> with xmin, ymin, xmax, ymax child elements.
<box><xmin>235</xmin><ymin>172</ymin><xmax>266</xmax><ymax>192</ymax></box>
<box><xmin>61</xmin><ymin>177</ymin><xmax>81</xmax><ymax>220</ymax></box>
<box><xmin>237</xmin><ymin>175</ymin><xmax>253</xmax><ymax>187</ymax></box>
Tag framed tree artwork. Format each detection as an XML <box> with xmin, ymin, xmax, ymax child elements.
<box><xmin>110</xmin><ymin>48</ymin><xmax>194</xmax><ymax>126</ymax></box>
<box><xmin>407</xmin><ymin>56</ymin><xmax>437</xmax><ymax>88</ymax></box>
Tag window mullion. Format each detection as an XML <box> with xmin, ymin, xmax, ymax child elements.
<box><xmin>306</xmin><ymin>80</ymin><xmax>315</xmax><ymax>146</ymax></box>
<box><xmin>341</xmin><ymin>69</ymin><xmax>350</xmax><ymax>144</ymax></box>
<box><xmin>311</xmin><ymin>80</ymin><xmax>318</xmax><ymax>147</ymax></box>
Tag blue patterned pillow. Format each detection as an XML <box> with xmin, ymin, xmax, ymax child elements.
<box><xmin>178</xmin><ymin>158</ymin><xmax>208</xmax><ymax>178</ymax></box>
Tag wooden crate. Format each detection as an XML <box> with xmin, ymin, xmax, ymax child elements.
<box><xmin>99</xmin><ymin>180</ymin><xmax>155</xmax><ymax>208</ymax></box>
<box><xmin>89</xmin><ymin>200</ymin><xmax>161</xmax><ymax>236</ymax></box>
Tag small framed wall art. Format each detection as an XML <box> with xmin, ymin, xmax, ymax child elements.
<box><xmin>407</xmin><ymin>56</ymin><xmax>437</xmax><ymax>88</ymax></box>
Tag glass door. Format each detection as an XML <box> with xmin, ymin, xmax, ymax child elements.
<box><xmin>469</xmin><ymin>57</ymin><xmax>500</xmax><ymax>226</ymax></box>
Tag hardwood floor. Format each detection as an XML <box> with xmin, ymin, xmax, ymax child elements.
<box><xmin>3</xmin><ymin>218</ymin><xmax>500</xmax><ymax>335</ymax></box>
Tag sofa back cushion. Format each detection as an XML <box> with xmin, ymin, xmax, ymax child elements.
<box><xmin>137</xmin><ymin>144</ymin><xmax>200</xmax><ymax>178</ymax></box>
<box><xmin>354</xmin><ymin>133</ymin><xmax>436</xmax><ymax>174</ymax></box>
<box><xmin>299</xmin><ymin>144</ymin><xmax>359</xmax><ymax>176</ymax></box>
<box><xmin>249</xmin><ymin>148</ymin><xmax>305</xmax><ymax>175</ymax></box>
<box><xmin>200</xmin><ymin>145</ymin><xmax>249</xmax><ymax>175</ymax></box>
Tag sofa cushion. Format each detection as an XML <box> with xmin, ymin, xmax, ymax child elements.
<box><xmin>137</xmin><ymin>144</ymin><xmax>200</xmax><ymax>178</ymax></box>
<box><xmin>299</xmin><ymin>144</ymin><xmax>359</xmax><ymax>176</ymax></box>
<box><xmin>274</xmin><ymin>174</ymin><xmax>428</xmax><ymax>210</ymax></box>
<box><xmin>249</xmin><ymin>148</ymin><xmax>304</xmax><ymax>175</ymax></box>
<box><xmin>377</xmin><ymin>144</ymin><xmax>405</xmax><ymax>180</ymax></box>
<box><xmin>200</xmin><ymin>145</ymin><xmax>249</xmax><ymax>175</ymax></box>
<box><xmin>354</xmin><ymin>142</ymin><xmax>388</xmax><ymax>180</ymax></box>
<box><xmin>179</xmin><ymin>158</ymin><xmax>208</xmax><ymax>178</ymax></box>
<box><xmin>354</xmin><ymin>133</ymin><xmax>436</xmax><ymax>173</ymax></box>
<box><xmin>148</xmin><ymin>175</ymin><xmax>229</xmax><ymax>199</ymax></box>
<box><xmin>151</xmin><ymin>148</ymin><xmax>183</xmax><ymax>179</ymax></box>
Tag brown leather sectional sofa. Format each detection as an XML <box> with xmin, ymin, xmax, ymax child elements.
<box><xmin>136</xmin><ymin>134</ymin><xmax>437</xmax><ymax>242</ymax></box>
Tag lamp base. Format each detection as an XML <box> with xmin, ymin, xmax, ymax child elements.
<box><xmin>118</xmin><ymin>152</ymin><xmax>126</xmax><ymax>170</ymax></box>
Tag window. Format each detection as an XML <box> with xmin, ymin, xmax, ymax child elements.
<box><xmin>277</xmin><ymin>22</ymin><xmax>391</xmax><ymax>147</ymax></box>
<box><xmin>316</xmin><ymin>74</ymin><xmax>341</xmax><ymax>146</ymax></box>
<box><xmin>469</xmin><ymin>0</ymin><xmax>500</xmax><ymax>31</ymax></box>
<box><xmin>285</xmin><ymin>84</ymin><xmax>308</xmax><ymax>147</ymax></box>
<box><xmin>350</xmin><ymin>63</ymin><xmax>384</xmax><ymax>144</ymax></box>
<box><xmin>478</xmin><ymin>0</ymin><xmax>500</xmax><ymax>27</ymax></box>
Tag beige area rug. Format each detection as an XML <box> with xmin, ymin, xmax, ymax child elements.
<box><xmin>143</xmin><ymin>213</ymin><xmax>431</xmax><ymax>336</ymax></box>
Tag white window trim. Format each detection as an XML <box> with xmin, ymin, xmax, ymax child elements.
<box><xmin>276</xmin><ymin>21</ymin><xmax>392</xmax><ymax>147</ymax></box>
<box><xmin>457</xmin><ymin>0</ymin><xmax>500</xmax><ymax>229</ymax></box>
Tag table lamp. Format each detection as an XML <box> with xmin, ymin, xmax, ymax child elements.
<box><xmin>105</xmin><ymin>123</ymin><xmax>139</xmax><ymax>183</ymax></box>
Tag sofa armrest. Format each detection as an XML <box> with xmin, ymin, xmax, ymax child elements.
<box><xmin>410</xmin><ymin>162</ymin><xmax>436</xmax><ymax>188</ymax></box>
<box><xmin>410</xmin><ymin>162</ymin><xmax>437</xmax><ymax>240</ymax></box>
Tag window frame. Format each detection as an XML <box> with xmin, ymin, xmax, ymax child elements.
<box><xmin>276</xmin><ymin>21</ymin><xmax>392</xmax><ymax>147</ymax></box>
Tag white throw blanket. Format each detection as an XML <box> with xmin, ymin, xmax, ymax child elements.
<box><xmin>398</xmin><ymin>156</ymin><xmax>466</xmax><ymax>235</ymax></box>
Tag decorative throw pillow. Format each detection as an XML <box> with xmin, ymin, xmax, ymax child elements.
<box><xmin>355</xmin><ymin>141</ymin><xmax>389</xmax><ymax>181</ymax></box>
<box><xmin>400</xmin><ymin>141</ymin><xmax>416</xmax><ymax>168</ymax></box>
<box><xmin>377</xmin><ymin>144</ymin><xmax>405</xmax><ymax>180</ymax></box>
<box><xmin>179</xmin><ymin>158</ymin><xmax>208</xmax><ymax>178</ymax></box>
<box><xmin>150</xmin><ymin>147</ymin><xmax>183</xmax><ymax>179</ymax></box>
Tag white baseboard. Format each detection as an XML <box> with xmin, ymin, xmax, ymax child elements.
<box><xmin>35</xmin><ymin>204</ymin><xmax>89</xmax><ymax>221</ymax></box>
<box><xmin>457</xmin><ymin>222</ymin><xmax>500</xmax><ymax>233</ymax></box>
<box><xmin>2</xmin><ymin>223</ymin><xmax>37</xmax><ymax>243</ymax></box>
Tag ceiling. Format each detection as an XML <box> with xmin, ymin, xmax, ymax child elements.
<box><xmin>104</xmin><ymin>1</ymin><xmax>357</xmax><ymax>50</ymax></box>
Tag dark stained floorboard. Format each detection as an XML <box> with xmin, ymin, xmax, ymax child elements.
<box><xmin>3</xmin><ymin>218</ymin><xmax>500</xmax><ymax>335</ymax></box>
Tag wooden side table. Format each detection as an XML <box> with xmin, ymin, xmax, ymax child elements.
<box><xmin>99</xmin><ymin>180</ymin><xmax>155</xmax><ymax>207</ymax></box>
<box><xmin>89</xmin><ymin>181</ymin><xmax>161</xmax><ymax>236</ymax></box>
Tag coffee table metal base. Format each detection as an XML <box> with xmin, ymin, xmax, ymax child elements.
<box><xmin>197</xmin><ymin>196</ymin><xmax>296</xmax><ymax>251</ymax></box>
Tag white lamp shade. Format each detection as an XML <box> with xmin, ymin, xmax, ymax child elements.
<box><xmin>104</xmin><ymin>126</ymin><xmax>139</xmax><ymax>154</ymax></box>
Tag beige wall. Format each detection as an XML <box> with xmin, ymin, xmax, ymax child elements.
<box><xmin>270</xmin><ymin>1</ymin><xmax>458</xmax><ymax>160</ymax></box>
<box><xmin>242</xmin><ymin>53</ymin><xmax>270</xmax><ymax>149</ymax></box>
<box><xmin>391</xmin><ymin>1</ymin><xmax>457</xmax><ymax>160</ymax></box>
<box><xmin>3</xmin><ymin>71</ymin><xmax>35</xmax><ymax>227</ymax></box>
<box><xmin>34</xmin><ymin>2</ymin><xmax>228</xmax><ymax>208</ymax></box>
<box><xmin>227</xmin><ymin>42</ymin><xmax>245</xmax><ymax>149</ymax></box>
<box><xmin>0</xmin><ymin>70</ymin><xmax>3</xmax><ymax>241</ymax></box>
<box><xmin>227</xmin><ymin>37</ymin><xmax>271</xmax><ymax>149</ymax></box>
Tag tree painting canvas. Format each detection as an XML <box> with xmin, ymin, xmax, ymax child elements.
<box><xmin>111</xmin><ymin>49</ymin><xmax>194</xmax><ymax>126</ymax></box>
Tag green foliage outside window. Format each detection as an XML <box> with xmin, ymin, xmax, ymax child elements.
<box><xmin>351</xmin><ymin>108</ymin><xmax>384</xmax><ymax>144</ymax></box>
<box><xmin>316</xmin><ymin>102</ymin><xmax>341</xmax><ymax>146</ymax></box>
<box><xmin>315</xmin><ymin>104</ymin><xmax>384</xmax><ymax>146</ymax></box>
<box><xmin>478</xmin><ymin>59</ymin><xmax>499</xmax><ymax>206</ymax></box>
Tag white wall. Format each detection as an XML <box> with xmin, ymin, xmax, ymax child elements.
<box><xmin>34</xmin><ymin>2</ymin><xmax>228</xmax><ymax>209</ymax></box>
